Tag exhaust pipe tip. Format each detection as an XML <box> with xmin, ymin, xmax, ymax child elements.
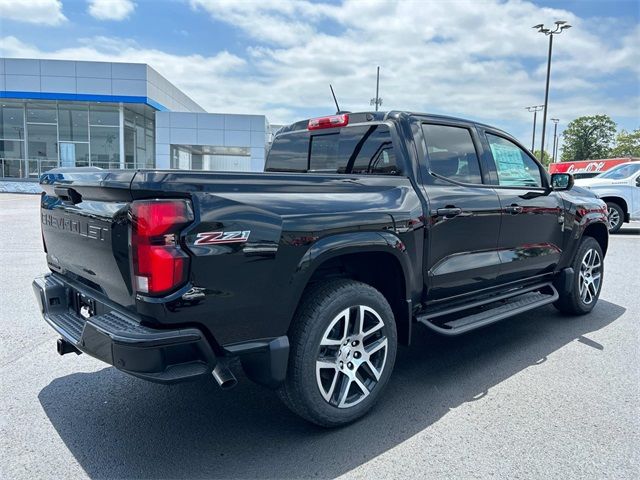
<box><xmin>212</xmin><ymin>362</ymin><xmax>238</xmax><ymax>390</ymax></box>
<box><xmin>57</xmin><ymin>338</ymin><xmax>81</xmax><ymax>356</ymax></box>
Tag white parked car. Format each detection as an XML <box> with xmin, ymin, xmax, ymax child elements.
<box><xmin>575</xmin><ymin>161</ymin><xmax>640</xmax><ymax>232</ymax></box>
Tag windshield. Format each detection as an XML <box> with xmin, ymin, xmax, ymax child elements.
<box><xmin>598</xmin><ymin>163</ymin><xmax>640</xmax><ymax>179</ymax></box>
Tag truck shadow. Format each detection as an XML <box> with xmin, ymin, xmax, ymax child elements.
<box><xmin>39</xmin><ymin>300</ymin><xmax>625</xmax><ymax>479</ymax></box>
<box><xmin>615</xmin><ymin>227</ymin><xmax>640</xmax><ymax>236</ymax></box>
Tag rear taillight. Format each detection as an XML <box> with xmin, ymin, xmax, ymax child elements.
<box><xmin>131</xmin><ymin>199</ymin><xmax>194</xmax><ymax>296</ymax></box>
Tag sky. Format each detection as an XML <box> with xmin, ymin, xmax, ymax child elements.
<box><xmin>0</xmin><ymin>0</ymin><xmax>638</xmax><ymax>150</ymax></box>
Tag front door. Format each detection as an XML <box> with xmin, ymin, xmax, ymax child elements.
<box><xmin>420</xmin><ymin>122</ymin><xmax>502</xmax><ymax>301</ymax></box>
<box><xmin>480</xmin><ymin>130</ymin><xmax>565</xmax><ymax>284</ymax></box>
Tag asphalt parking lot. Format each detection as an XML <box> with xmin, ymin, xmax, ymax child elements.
<box><xmin>0</xmin><ymin>192</ymin><xmax>638</xmax><ymax>480</ymax></box>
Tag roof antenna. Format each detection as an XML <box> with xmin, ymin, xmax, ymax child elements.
<box><xmin>330</xmin><ymin>84</ymin><xmax>341</xmax><ymax>114</ymax></box>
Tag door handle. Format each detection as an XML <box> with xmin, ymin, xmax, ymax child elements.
<box><xmin>436</xmin><ymin>207</ymin><xmax>463</xmax><ymax>218</ymax></box>
<box><xmin>505</xmin><ymin>204</ymin><xmax>523</xmax><ymax>215</ymax></box>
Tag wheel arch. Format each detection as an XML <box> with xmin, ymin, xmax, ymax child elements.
<box><xmin>600</xmin><ymin>196</ymin><xmax>628</xmax><ymax>215</ymax></box>
<box><xmin>582</xmin><ymin>221</ymin><xmax>609</xmax><ymax>256</ymax></box>
<box><xmin>289</xmin><ymin>232</ymin><xmax>414</xmax><ymax>345</ymax></box>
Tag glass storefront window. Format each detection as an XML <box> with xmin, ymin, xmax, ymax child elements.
<box><xmin>171</xmin><ymin>146</ymin><xmax>191</xmax><ymax>169</ymax></box>
<box><xmin>124</xmin><ymin>124</ymin><xmax>135</xmax><ymax>165</ymax></box>
<box><xmin>26</xmin><ymin>103</ymin><xmax>57</xmax><ymax>124</ymax></box>
<box><xmin>1</xmin><ymin>100</ymin><xmax>158</xmax><ymax>178</ymax></box>
<box><xmin>27</xmin><ymin>124</ymin><xmax>57</xmax><ymax>159</ymax></box>
<box><xmin>145</xmin><ymin>130</ymin><xmax>154</xmax><ymax>167</ymax></box>
<box><xmin>59</xmin><ymin>105</ymin><xmax>89</xmax><ymax>142</ymax></box>
<box><xmin>90</xmin><ymin>126</ymin><xmax>119</xmax><ymax>167</ymax></box>
<box><xmin>60</xmin><ymin>142</ymin><xmax>89</xmax><ymax>167</ymax></box>
<box><xmin>1</xmin><ymin>159</ymin><xmax>24</xmax><ymax>178</ymax></box>
<box><xmin>90</xmin><ymin>106</ymin><xmax>119</xmax><ymax>126</ymax></box>
<box><xmin>0</xmin><ymin>139</ymin><xmax>24</xmax><ymax>159</ymax></box>
<box><xmin>135</xmin><ymin>123</ymin><xmax>146</xmax><ymax>168</ymax></box>
<box><xmin>123</xmin><ymin>106</ymin><xmax>157</xmax><ymax>169</ymax></box>
<box><xmin>0</xmin><ymin>103</ymin><xmax>25</xmax><ymax>140</ymax></box>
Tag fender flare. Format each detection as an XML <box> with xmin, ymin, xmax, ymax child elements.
<box><xmin>286</xmin><ymin>231</ymin><xmax>415</xmax><ymax>341</ymax></box>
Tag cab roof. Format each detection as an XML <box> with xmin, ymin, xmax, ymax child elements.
<box><xmin>276</xmin><ymin>111</ymin><xmax>510</xmax><ymax>138</ymax></box>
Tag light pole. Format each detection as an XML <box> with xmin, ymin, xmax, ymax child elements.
<box><xmin>525</xmin><ymin>105</ymin><xmax>544</xmax><ymax>153</ymax></box>
<box><xmin>370</xmin><ymin>66</ymin><xmax>383</xmax><ymax>111</ymax></box>
<box><xmin>533</xmin><ymin>20</ymin><xmax>571</xmax><ymax>162</ymax></box>
<box><xmin>551</xmin><ymin>118</ymin><xmax>559</xmax><ymax>162</ymax></box>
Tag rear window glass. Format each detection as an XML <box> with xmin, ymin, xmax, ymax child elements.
<box><xmin>309</xmin><ymin>134</ymin><xmax>340</xmax><ymax>171</ymax></box>
<box><xmin>265</xmin><ymin>134</ymin><xmax>308</xmax><ymax>172</ymax></box>
<box><xmin>266</xmin><ymin>124</ymin><xmax>399</xmax><ymax>175</ymax></box>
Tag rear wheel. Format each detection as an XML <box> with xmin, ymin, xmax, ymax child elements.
<box><xmin>554</xmin><ymin>236</ymin><xmax>604</xmax><ymax>315</ymax></box>
<box><xmin>606</xmin><ymin>201</ymin><xmax>624</xmax><ymax>233</ymax></box>
<box><xmin>278</xmin><ymin>279</ymin><xmax>397</xmax><ymax>427</ymax></box>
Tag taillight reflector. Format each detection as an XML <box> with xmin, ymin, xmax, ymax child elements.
<box><xmin>131</xmin><ymin>199</ymin><xmax>193</xmax><ymax>296</ymax></box>
<box><xmin>308</xmin><ymin>114</ymin><xmax>349</xmax><ymax>130</ymax></box>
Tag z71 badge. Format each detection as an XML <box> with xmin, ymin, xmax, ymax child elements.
<box><xmin>193</xmin><ymin>230</ymin><xmax>251</xmax><ymax>246</ymax></box>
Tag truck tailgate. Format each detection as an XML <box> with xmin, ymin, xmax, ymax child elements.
<box><xmin>40</xmin><ymin>170</ymin><xmax>136</xmax><ymax>308</ymax></box>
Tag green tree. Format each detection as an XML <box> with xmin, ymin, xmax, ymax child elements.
<box><xmin>560</xmin><ymin>115</ymin><xmax>617</xmax><ymax>161</ymax></box>
<box><xmin>533</xmin><ymin>150</ymin><xmax>552</xmax><ymax>166</ymax></box>
<box><xmin>611</xmin><ymin>128</ymin><xmax>640</xmax><ymax>157</ymax></box>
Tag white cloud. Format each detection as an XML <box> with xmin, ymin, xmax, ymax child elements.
<box><xmin>88</xmin><ymin>0</ymin><xmax>135</xmax><ymax>21</ymax></box>
<box><xmin>0</xmin><ymin>0</ymin><xmax>66</xmax><ymax>25</ymax></box>
<box><xmin>1</xmin><ymin>0</ymin><xmax>638</xmax><ymax>137</ymax></box>
<box><xmin>186</xmin><ymin>0</ymin><xmax>638</xmax><ymax>128</ymax></box>
<box><xmin>190</xmin><ymin>0</ymin><xmax>335</xmax><ymax>47</ymax></box>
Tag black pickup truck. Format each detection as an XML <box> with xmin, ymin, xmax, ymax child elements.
<box><xmin>34</xmin><ymin>111</ymin><xmax>609</xmax><ymax>426</ymax></box>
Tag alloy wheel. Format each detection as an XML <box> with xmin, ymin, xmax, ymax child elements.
<box><xmin>607</xmin><ymin>207</ymin><xmax>621</xmax><ymax>231</ymax></box>
<box><xmin>315</xmin><ymin>305</ymin><xmax>388</xmax><ymax>408</ymax></box>
<box><xmin>578</xmin><ymin>248</ymin><xmax>602</xmax><ymax>305</ymax></box>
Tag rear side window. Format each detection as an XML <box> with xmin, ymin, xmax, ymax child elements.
<box><xmin>266</xmin><ymin>124</ymin><xmax>399</xmax><ymax>175</ymax></box>
<box><xmin>422</xmin><ymin>124</ymin><xmax>483</xmax><ymax>184</ymax></box>
<box><xmin>486</xmin><ymin>133</ymin><xmax>543</xmax><ymax>188</ymax></box>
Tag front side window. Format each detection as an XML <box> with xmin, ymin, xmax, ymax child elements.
<box><xmin>422</xmin><ymin>124</ymin><xmax>482</xmax><ymax>184</ymax></box>
<box><xmin>486</xmin><ymin>133</ymin><xmax>543</xmax><ymax>187</ymax></box>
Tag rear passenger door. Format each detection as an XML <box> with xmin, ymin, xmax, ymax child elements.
<box><xmin>479</xmin><ymin>129</ymin><xmax>565</xmax><ymax>284</ymax></box>
<box><xmin>419</xmin><ymin>122</ymin><xmax>502</xmax><ymax>301</ymax></box>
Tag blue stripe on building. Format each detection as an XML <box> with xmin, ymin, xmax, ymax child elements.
<box><xmin>0</xmin><ymin>91</ymin><xmax>168</xmax><ymax>111</ymax></box>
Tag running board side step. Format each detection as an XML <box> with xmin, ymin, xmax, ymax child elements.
<box><xmin>417</xmin><ymin>283</ymin><xmax>559</xmax><ymax>336</ymax></box>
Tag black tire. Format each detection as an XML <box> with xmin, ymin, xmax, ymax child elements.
<box><xmin>278</xmin><ymin>279</ymin><xmax>397</xmax><ymax>427</ymax></box>
<box><xmin>554</xmin><ymin>236</ymin><xmax>604</xmax><ymax>315</ymax></box>
<box><xmin>606</xmin><ymin>201</ymin><xmax>624</xmax><ymax>233</ymax></box>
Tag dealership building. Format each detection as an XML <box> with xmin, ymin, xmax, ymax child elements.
<box><xmin>0</xmin><ymin>57</ymin><xmax>273</xmax><ymax>185</ymax></box>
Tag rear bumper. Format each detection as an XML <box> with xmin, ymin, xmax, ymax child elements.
<box><xmin>32</xmin><ymin>274</ymin><xmax>216</xmax><ymax>383</ymax></box>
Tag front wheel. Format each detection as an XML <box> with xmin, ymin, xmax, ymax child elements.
<box><xmin>554</xmin><ymin>236</ymin><xmax>604</xmax><ymax>315</ymax></box>
<box><xmin>278</xmin><ymin>279</ymin><xmax>397</xmax><ymax>427</ymax></box>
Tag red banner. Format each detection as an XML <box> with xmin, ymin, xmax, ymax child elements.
<box><xmin>549</xmin><ymin>158</ymin><xmax>631</xmax><ymax>175</ymax></box>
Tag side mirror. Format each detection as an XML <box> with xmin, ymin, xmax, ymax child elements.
<box><xmin>551</xmin><ymin>173</ymin><xmax>574</xmax><ymax>191</ymax></box>
<box><xmin>636</xmin><ymin>176</ymin><xmax>640</xmax><ymax>187</ymax></box>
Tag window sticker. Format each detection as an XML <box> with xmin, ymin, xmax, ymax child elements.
<box><xmin>487</xmin><ymin>134</ymin><xmax>540</xmax><ymax>187</ymax></box>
